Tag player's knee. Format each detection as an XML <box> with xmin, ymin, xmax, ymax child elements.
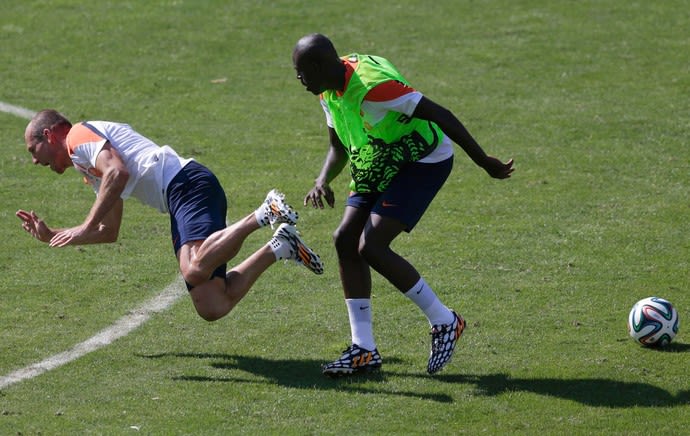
<box><xmin>181</xmin><ymin>266</ymin><xmax>209</xmax><ymax>289</ymax></box>
<box><xmin>358</xmin><ymin>237</ymin><xmax>373</xmax><ymax>259</ymax></box>
<box><xmin>332</xmin><ymin>227</ymin><xmax>341</xmax><ymax>246</ymax></box>
<box><xmin>333</xmin><ymin>226</ymin><xmax>358</xmax><ymax>256</ymax></box>
<box><xmin>195</xmin><ymin>306</ymin><xmax>225</xmax><ymax>322</ymax></box>
<box><xmin>358</xmin><ymin>237</ymin><xmax>385</xmax><ymax>263</ymax></box>
<box><xmin>191</xmin><ymin>296</ymin><xmax>226</xmax><ymax>322</ymax></box>
<box><xmin>188</xmin><ymin>280</ymin><xmax>230</xmax><ymax>322</ymax></box>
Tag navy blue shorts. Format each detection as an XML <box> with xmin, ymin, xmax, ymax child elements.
<box><xmin>346</xmin><ymin>156</ymin><xmax>453</xmax><ymax>232</ymax></box>
<box><xmin>167</xmin><ymin>161</ymin><xmax>227</xmax><ymax>287</ymax></box>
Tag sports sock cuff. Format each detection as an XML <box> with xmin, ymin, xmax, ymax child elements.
<box><xmin>404</xmin><ymin>278</ymin><xmax>435</xmax><ymax>310</ymax></box>
<box><xmin>425</xmin><ymin>299</ymin><xmax>455</xmax><ymax>326</ymax></box>
<box><xmin>254</xmin><ymin>207</ymin><xmax>267</xmax><ymax>227</ymax></box>
<box><xmin>404</xmin><ymin>277</ymin><xmax>425</xmax><ymax>295</ymax></box>
<box><xmin>346</xmin><ymin>298</ymin><xmax>372</xmax><ymax>323</ymax></box>
<box><xmin>268</xmin><ymin>237</ymin><xmax>289</xmax><ymax>260</ymax></box>
<box><xmin>345</xmin><ymin>298</ymin><xmax>375</xmax><ymax>349</ymax></box>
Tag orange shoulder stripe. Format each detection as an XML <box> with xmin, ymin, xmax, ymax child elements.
<box><xmin>66</xmin><ymin>123</ymin><xmax>105</xmax><ymax>154</ymax></box>
<box><xmin>364</xmin><ymin>80</ymin><xmax>416</xmax><ymax>102</ymax></box>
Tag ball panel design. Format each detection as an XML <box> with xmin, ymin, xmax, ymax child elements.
<box><xmin>628</xmin><ymin>297</ymin><xmax>679</xmax><ymax>347</ymax></box>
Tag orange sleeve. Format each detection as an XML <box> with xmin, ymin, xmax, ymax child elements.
<box><xmin>364</xmin><ymin>80</ymin><xmax>416</xmax><ymax>102</ymax></box>
<box><xmin>65</xmin><ymin>123</ymin><xmax>106</xmax><ymax>154</ymax></box>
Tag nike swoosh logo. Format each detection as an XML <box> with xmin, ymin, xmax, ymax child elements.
<box><xmin>359</xmin><ymin>306</ymin><xmax>369</xmax><ymax>310</ymax></box>
<box><xmin>381</xmin><ymin>200</ymin><xmax>397</xmax><ymax>207</ymax></box>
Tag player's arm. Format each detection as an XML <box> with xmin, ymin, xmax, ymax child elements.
<box><xmin>412</xmin><ymin>96</ymin><xmax>514</xmax><ymax>179</ymax></box>
<box><xmin>318</xmin><ymin>127</ymin><xmax>348</xmax><ymax>187</ymax></box>
<box><xmin>81</xmin><ymin>143</ymin><xmax>128</xmax><ymax>235</ymax></box>
<box><xmin>16</xmin><ymin>199</ymin><xmax>123</xmax><ymax>246</ymax></box>
<box><xmin>49</xmin><ymin>143</ymin><xmax>128</xmax><ymax>247</ymax></box>
<box><xmin>304</xmin><ymin>127</ymin><xmax>348</xmax><ymax>209</ymax></box>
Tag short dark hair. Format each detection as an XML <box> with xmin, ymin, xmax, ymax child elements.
<box><xmin>27</xmin><ymin>109</ymin><xmax>72</xmax><ymax>143</ymax></box>
<box><xmin>294</xmin><ymin>33</ymin><xmax>339</xmax><ymax>64</ymax></box>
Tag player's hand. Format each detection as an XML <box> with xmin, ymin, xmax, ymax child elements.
<box><xmin>16</xmin><ymin>210</ymin><xmax>54</xmax><ymax>243</ymax></box>
<box><xmin>483</xmin><ymin>157</ymin><xmax>514</xmax><ymax>179</ymax></box>
<box><xmin>304</xmin><ymin>183</ymin><xmax>335</xmax><ymax>209</ymax></box>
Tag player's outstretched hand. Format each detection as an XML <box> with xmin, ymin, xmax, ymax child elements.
<box><xmin>304</xmin><ymin>183</ymin><xmax>335</xmax><ymax>209</ymax></box>
<box><xmin>483</xmin><ymin>157</ymin><xmax>514</xmax><ymax>179</ymax></box>
<box><xmin>16</xmin><ymin>210</ymin><xmax>54</xmax><ymax>243</ymax></box>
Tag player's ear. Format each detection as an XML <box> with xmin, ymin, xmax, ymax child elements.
<box><xmin>43</xmin><ymin>127</ymin><xmax>61</xmax><ymax>145</ymax></box>
<box><xmin>42</xmin><ymin>128</ymin><xmax>57</xmax><ymax>145</ymax></box>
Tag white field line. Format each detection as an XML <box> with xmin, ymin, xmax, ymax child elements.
<box><xmin>0</xmin><ymin>101</ymin><xmax>187</xmax><ymax>390</ymax></box>
<box><xmin>0</xmin><ymin>280</ymin><xmax>186</xmax><ymax>390</ymax></box>
<box><xmin>0</xmin><ymin>101</ymin><xmax>36</xmax><ymax>119</ymax></box>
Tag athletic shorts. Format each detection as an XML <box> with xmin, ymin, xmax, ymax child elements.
<box><xmin>166</xmin><ymin>161</ymin><xmax>227</xmax><ymax>289</ymax></box>
<box><xmin>346</xmin><ymin>156</ymin><xmax>453</xmax><ymax>232</ymax></box>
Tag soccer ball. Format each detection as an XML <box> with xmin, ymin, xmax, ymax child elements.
<box><xmin>628</xmin><ymin>297</ymin><xmax>679</xmax><ymax>347</ymax></box>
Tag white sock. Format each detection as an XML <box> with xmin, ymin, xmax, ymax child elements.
<box><xmin>254</xmin><ymin>205</ymin><xmax>268</xmax><ymax>227</ymax></box>
<box><xmin>268</xmin><ymin>236</ymin><xmax>290</xmax><ymax>260</ymax></box>
<box><xmin>345</xmin><ymin>298</ymin><xmax>376</xmax><ymax>351</ymax></box>
<box><xmin>404</xmin><ymin>278</ymin><xmax>454</xmax><ymax>326</ymax></box>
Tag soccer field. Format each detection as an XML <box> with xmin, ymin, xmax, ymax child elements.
<box><xmin>1</xmin><ymin>0</ymin><xmax>688</xmax><ymax>434</ymax></box>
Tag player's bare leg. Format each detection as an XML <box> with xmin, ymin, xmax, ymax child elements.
<box><xmin>188</xmin><ymin>246</ymin><xmax>276</xmax><ymax>321</ymax></box>
<box><xmin>178</xmin><ymin>213</ymin><xmax>260</xmax><ymax>320</ymax></box>
<box><xmin>181</xmin><ymin>216</ymin><xmax>323</xmax><ymax>321</ymax></box>
<box><xmin>359</xmin><ymin>214</ymin><xmax>418</xmax><ymax>291</ymax></box>
<box><xmin>333</xmin><ymin>206</ymin><xmax>372</xmax><ymax>299</ymax></box>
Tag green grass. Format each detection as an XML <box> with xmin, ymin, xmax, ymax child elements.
<box><xmin>1</xmin><ymin>0</ymin><xmax>689</xmax><ymax>434</ymax></box>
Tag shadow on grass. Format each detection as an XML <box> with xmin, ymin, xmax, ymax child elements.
<box><xmin>654</xmin><ymin>342</ymin><xmax>690</xmax><ymax>353</ymax></box>
<box><xmin>137</xmin><ymin>352</ymin><xmax>453</xmax><ymax>403</ymax></box>
<box><xmin>430</xmin><ymin>373</ymin><xmax>690</xmax><ymax>408</ymax></box>
<box><xmin>138</xmin><ymin>351</ymin><xmax>690</xmax><ymax>407</ymax></box>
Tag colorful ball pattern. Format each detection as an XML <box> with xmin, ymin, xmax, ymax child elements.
<box><xmin>628</xmin><ymin>297</ymin><xmax>679</xmax><ymax>347</ymax></box>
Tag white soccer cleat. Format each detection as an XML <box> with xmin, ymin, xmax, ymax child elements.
<box><xmin>257</xmin><ymin>189</ymin><xmax>299</xmax><ymax>229</ymax></box>
<box><xmin>270</xmin><ymin>223</ymin><xmax>324</xmax><ymax>275</ymax></box>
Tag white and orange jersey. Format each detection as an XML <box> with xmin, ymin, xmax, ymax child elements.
<box><xmin>320</xmin><ymin>60</ymin><xmax>453</xmax><ymax>163</ymax></box>
<box><xmin>66</xmin><ymin>121</ymin><xmax>193</xmax><ymax>213</ymax></box>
